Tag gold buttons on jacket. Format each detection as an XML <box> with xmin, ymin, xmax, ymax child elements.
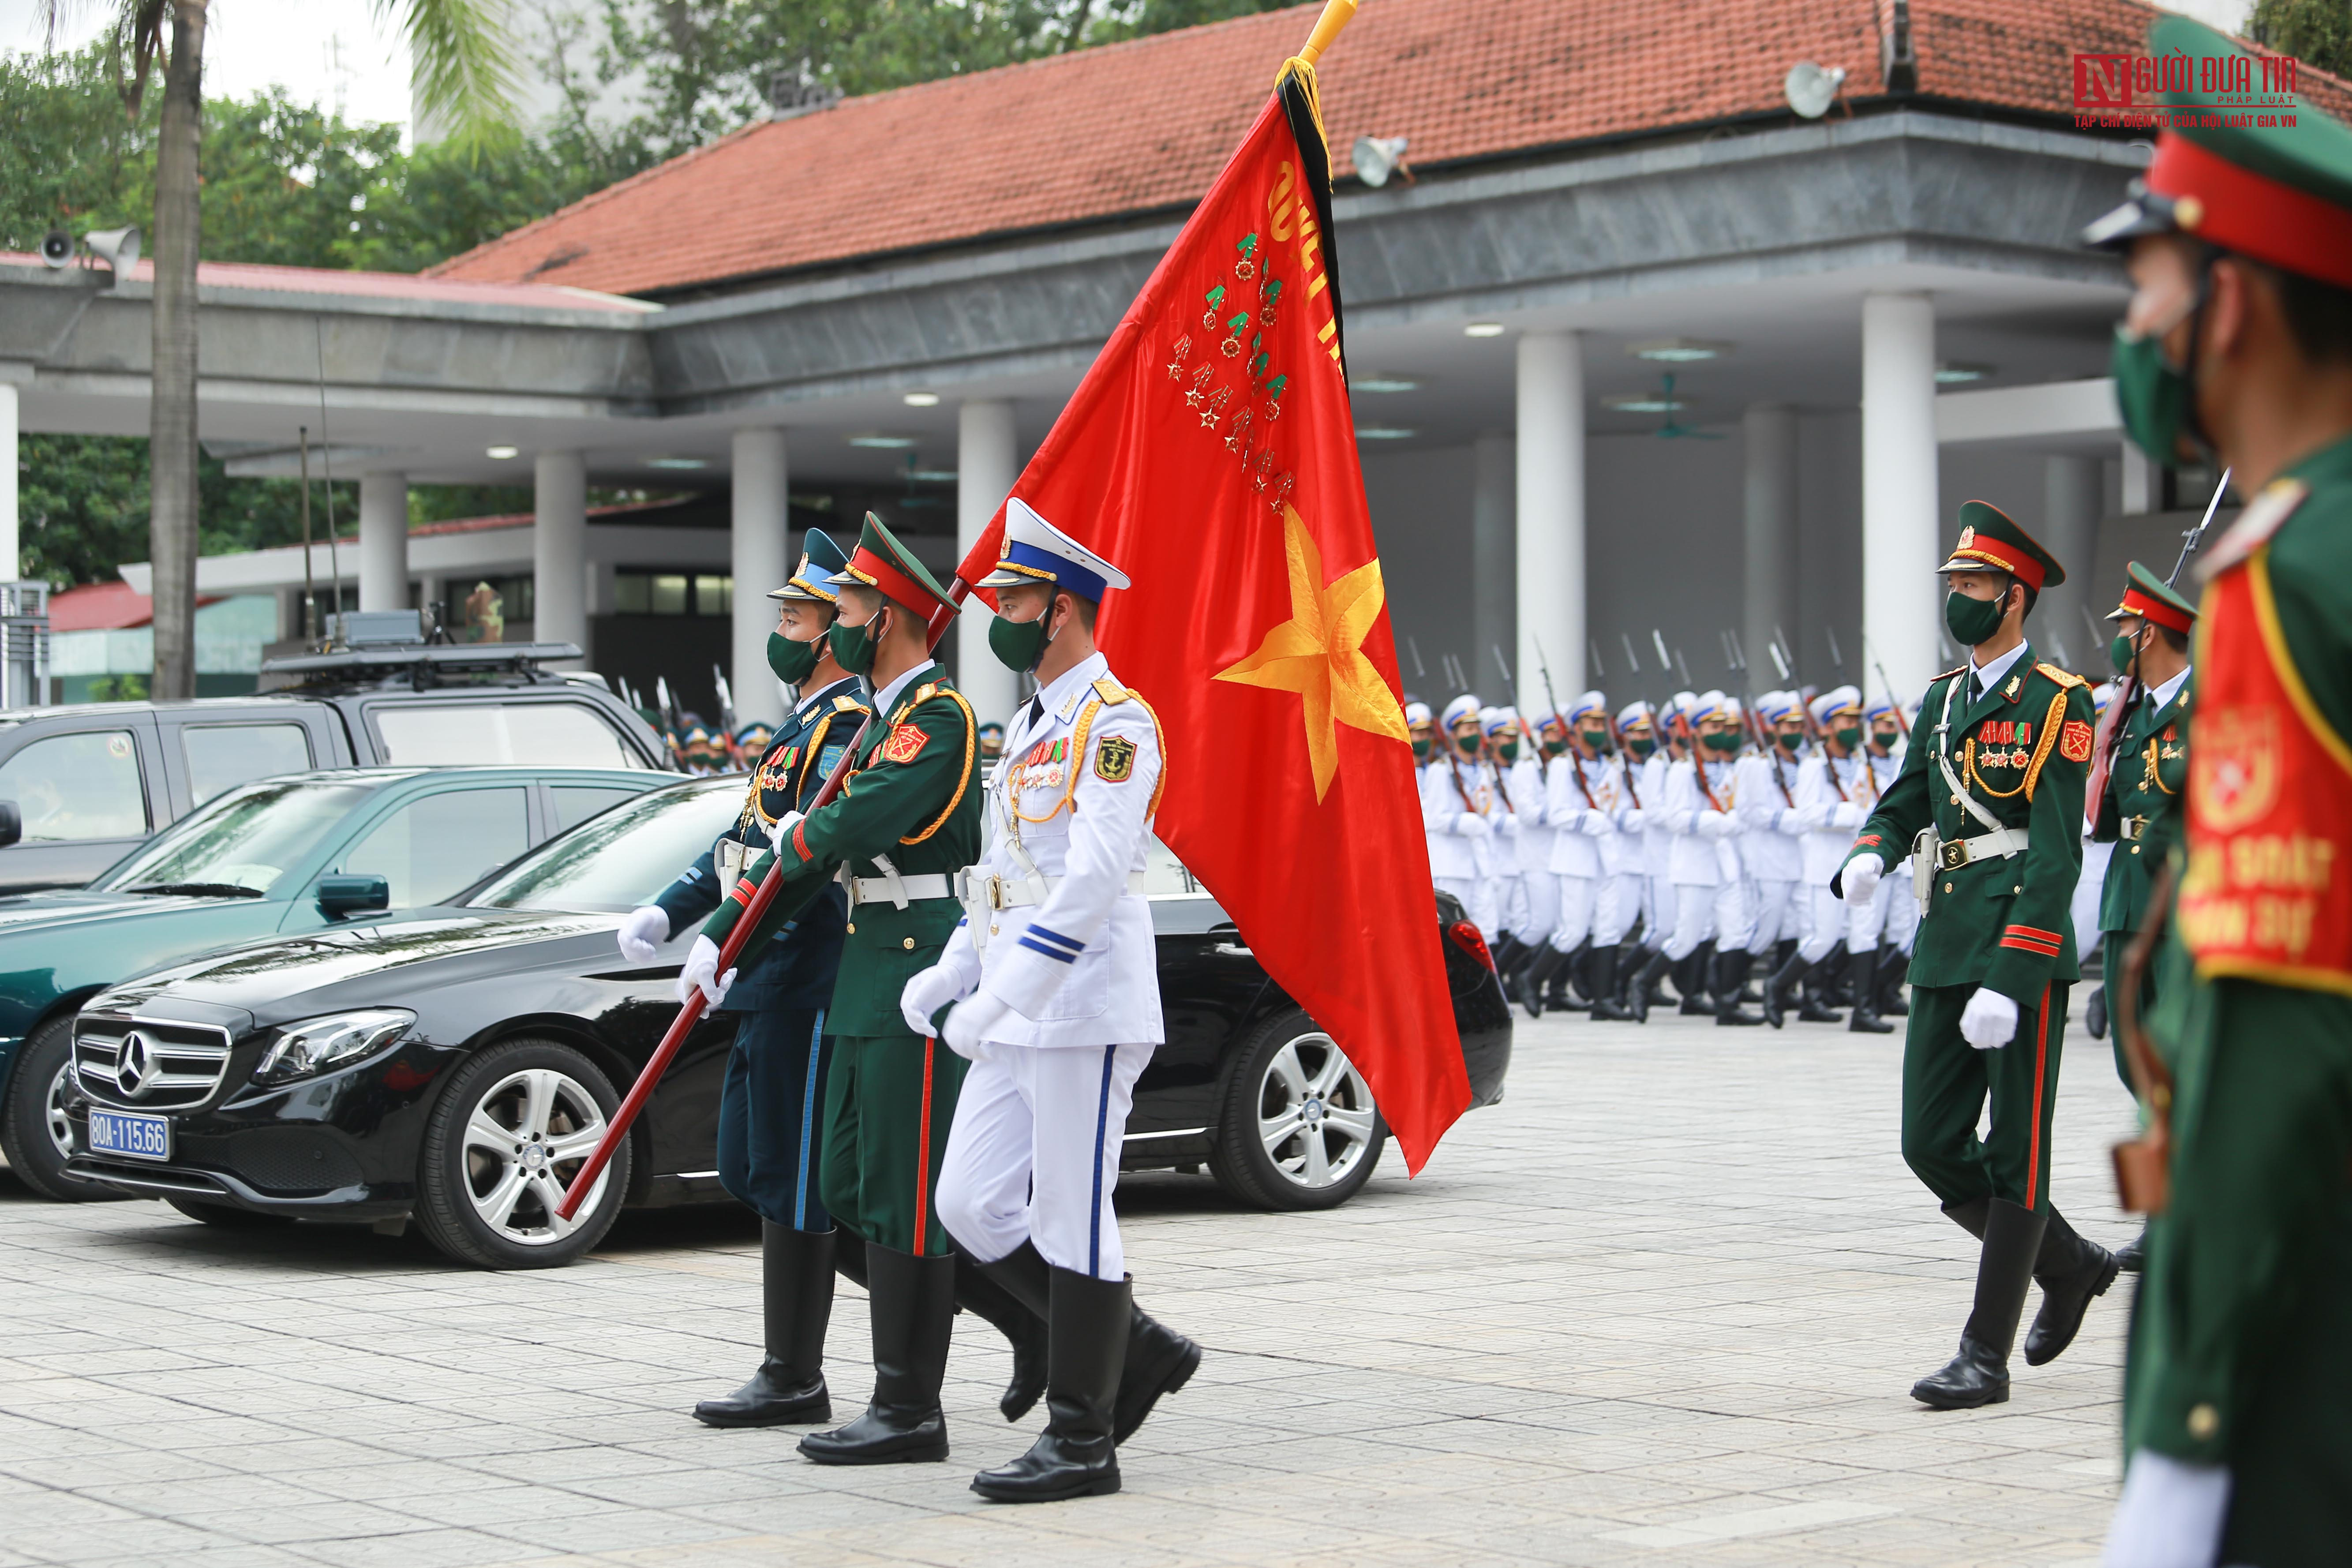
<box><xmin>2187</xmin><ymin>1404</ymin><xmax>2219</xmax><ymax>1440</ymax></box>
<box><xmin>1944</xmin><ymin>882</ymin><xmax>1954</xmax><ymax>894</ymax></box>
<box><xmin>903</xmin><ymin>937</ymin><xmax>916</xmax><ymax>950</ymax></box>
<box><xmin>2132</xmin><ymin>845</ymin><xmax>2142</xmax><ymax>855</ymax></box>
<box><xmin>845</xmin><ymin>922</ymin><xmax>856</xmax><ymax>934</ymax></box>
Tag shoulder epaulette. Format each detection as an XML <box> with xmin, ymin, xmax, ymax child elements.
<box><xmin>834</xmin><ymin>693</ymin><xmax>869</xmax><ymax>713</ymax></box>
<box><xmin>2035</xmin><ymin>662</ymin><xmax>2087</xmax><ymax>690</ymax></box>
<box><xmin>1931</xmin><ymin>665</ymin><xmax>1966</xmax><ymax>683</ymax></box>
<box><xmin>910</xmin><ymin>681</ymin><xmax>938</xmax><ymax>707</ymax></box>
<box><xmin>1091</xmin><ymin>676</ymin><xmax>1130</xmax><ymax>705</ymax></box>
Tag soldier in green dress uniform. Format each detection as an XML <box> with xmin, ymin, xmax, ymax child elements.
<box><xmin>1836</xmin><ymin>501</ymin><xmax>2117</xmax><ymax>1410</ymax></box>
<box><xmin>2083</xmin><ymin>19</ymin><xmax>2352</xmax><ymax>1565</ymax></box>
<box><xmin>689</xmin><ymin>513</ymin><xmax>1028</xmax><ymax>1467</ymax></box>
<box><xmin>2086</xmin><ymin>562</ymin><xmax>2195</xmax><ymax>1277</ymax></box>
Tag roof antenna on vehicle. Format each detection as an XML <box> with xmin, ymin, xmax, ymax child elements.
<box><xmin>298</xmin><ymin>425</ymin><xmax>318</xmax><ymax>646</ymax></box>
<box><xmin>315</xmin><ymin>318</ymin><xmax>344</xmax><ymax>649</ymax></box>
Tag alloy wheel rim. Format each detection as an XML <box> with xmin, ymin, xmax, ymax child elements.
<box><xmin>44</xmin><ymin>1063</ymin><xmax>74</xmax><ymax>1161</ymax></box>
<box><xmin>1255</xmin><ymin>1032</ymin><xmax>1376</xmax><ymax>1189</ymax></box>
<box><xmin>461</xmin><ymin>1067</ymin><xmax>611</xmax><ymax>1246</ymax></box>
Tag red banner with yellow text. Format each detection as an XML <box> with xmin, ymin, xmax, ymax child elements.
<box><xmin>955</xmin><ymin>71</ymin><xmax>1468</xmax><ymax>1171</ymax></box>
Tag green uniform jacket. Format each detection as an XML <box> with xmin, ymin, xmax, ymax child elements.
<box><xmin>702</xmin><ymin>661</ymin><xmax>982</xmax><ymax>1037</ymax></box>
<box><xmin>2129</xmin><ymin>435</ymin><xmax>2352</xmax><ymax>1562</ymax></box>
<box><xmin>2093</xmin><ymin>672</ymin><xmax>2191</xmax><ymax>937</ymax></box>
<box><xmin>1849</xmin><ymin>646</ymin><xmax>2095</xmax><ymax>1003</ymax></box>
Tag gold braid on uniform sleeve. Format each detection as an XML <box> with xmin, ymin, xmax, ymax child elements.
<box><xmin>2018</xmin><ymin>689</ymin><xmax>2071</xmax><ymax>801</ymax></box>
<box><xmin>898</xmin><ymin>688</ymin><xmax>978</xmax><ymax>846</ymax></box>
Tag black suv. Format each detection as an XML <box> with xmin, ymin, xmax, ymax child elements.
<box><xmin>0</xmin><ymin>636</ymin><xmax>671</xmax><ymax>893</ymax></box>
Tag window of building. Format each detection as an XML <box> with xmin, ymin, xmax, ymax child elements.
<box><xmin>612</xmin><ymin>569</ymin><xmax>734</xmax><ymax>616</ymax></box>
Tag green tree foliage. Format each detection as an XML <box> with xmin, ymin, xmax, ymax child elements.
<box><xmin>2251</xmin><ymin>0</ymin><xmax>2352</xmax><ymax>81</ymax></box>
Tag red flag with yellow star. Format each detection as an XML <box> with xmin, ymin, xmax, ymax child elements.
<box><xmin>955</xmin><ymin>61</ymin><xmax>1469</xmax><ymax>1171</ymax></box>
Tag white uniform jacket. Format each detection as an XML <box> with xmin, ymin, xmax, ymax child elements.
<box><xmin>1660</xmin><ymin>755</ymin><xmax>1742</xmax><ymax>885</ymax></box>
<box><xmin>1791</xmin><ymin>751</ymin><xmax>1874</xmax><ymax>886</ymax></box>
<box><xmin>936</xmin><ymin>652</ymin><xmax>1165</xmax><ymax>1049</ymax></box>
<box><xmin>1546</xmin><ymin>754</ymin><xmax>1636</xmax><ymax>878</ymax></box>
<box><xmin>1734</xmin><ymin>748</ymin><xmax>1805</xmax><ymax>883</ymax></box>
<box><xmin>1600</xmin><ymin>756</ymin><xmax>1649</xmax><ymax>878</ymax></box>
<box><xmin>1506</xmin><ymin>756</ymin><xmax>1556</xmax><ymax>878</ymax></box>
<box><xmin>1422</xmin><ymin>752</ymin><xmax>1496</xmax><ymax>881</ymax></box>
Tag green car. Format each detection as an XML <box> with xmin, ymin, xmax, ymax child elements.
<box><xmin>0</xmin><ymin>765</ymin><xmax>670</xmax><ymax>1200</ymax></box>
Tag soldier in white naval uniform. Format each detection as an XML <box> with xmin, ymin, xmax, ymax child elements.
<box><xmin>1775</xmin><ymin>685</ymin><xmax>1871</xmax><ymax>1027</ymax></box>
<box><xmin>905</xmin><ymin>500</ymin><xmax>1200</xmax><ymax>1504</ymax></box>
<box><xmin>1424</xmin><ymin>694</ymin><xmax>1500</xmax><ymax>938</ymax></box>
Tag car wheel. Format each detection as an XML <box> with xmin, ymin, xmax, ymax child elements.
<box><xmin>413</xmin><ymin>1037</ymin><xmax>631</xmax><ymax>1269</ymax></box>
<box><xmin>165</xmin><ymin>1195</ymin><xmax>295</xmax><ymax>1228</ymax></box>
<box><xmin>0</xmin><ymin>1014</ymin><xmax>131</xmax><ymax>1202</ymax></box>
<box><xmin>1208</xmin><ymin>1007</ymin><xmax>1385</xmax><ymax>1211</ymax></box>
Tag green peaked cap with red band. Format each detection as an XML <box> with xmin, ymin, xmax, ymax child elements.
<box><xmin>828</xmin><ymin>511</ymin><xmax>960</xmax><ymax>618</ymax></box>
<box><xmin>2107</xmin><ymin>559</ymin><xmax>2199</xmax><ymax>633</ymax></box>
<box><xmin>2082</xmin><ymin>15</ymin><xmax>2352</xmax><ymax>291</ymax></box>
<box><xmin>1936</xmin><ymin>499</ymin><xmax>2066</xmax><ymax>591</ymax></box>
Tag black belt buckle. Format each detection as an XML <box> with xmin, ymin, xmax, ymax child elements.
<box><xmin>1938</xmin><ymin>839</ymin><xmax>1970</xmax><ymax>871</ymax></box>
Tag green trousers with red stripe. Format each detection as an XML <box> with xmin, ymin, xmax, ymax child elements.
<box><xmin>819</xmin><ymin>1033</ymin><xmax>969</xmax><ymax>1256</ymax></box>
<box><xmin>1900</xmin><ymin>981</ymin><xmax>2071</xmax><ymax>1211</ymax></box>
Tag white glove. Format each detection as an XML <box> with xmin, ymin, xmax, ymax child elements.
<box><xmin>899</xmin><ymin>963</ymin><xmax>971</xmax><ymax>1037</ymax></box>
<box><xmin>1840</xmin><ymin>854</ymin><xmax>1883</xmax><ymax>905</ymax></box>
<box><xmin>2103</xmin><ymin>1452</ymin><xmax>2231</xmax><ymax>1568</ymax></box>
<box><xmin>676</xmin><ymin>935</ymin><xmax>736</xmax><ymax>1009</ymax></box>
<box><xmin>1960</xmin><ymin>986</ymin><xmax>2019</xmax><ymax>1051</ymax></box>
<box><xmin>1580</xmin><ymin>810</ymin><xmax>1614</xmax><ymax>838</ymax></box>
<box><xmin>1615</xmin><ymin>806</ymin><xmax>1646</xmax><ymax>833</ymax></box>
<box><xmin>1695</xmin><ymin>812</ymin><xmax>1737</xmax><ymax>839</ymax></box>
<box><xmin>1832</xmin><ymin>801</ymin><xmax>1867</xmax><ymax>830</ymax></box>
<box><xmin>764</xmin><ymin>809</ymin><xmax>805</xmax><ymax>854</ymax></box>
<box><xmin>1456</xmin><ymin>813</ymin><xmax>1491</xmax><ymax>840</ymax></box>
<box><xmin>1499</xmin><ymin>812</ymin><xmax>1521</xmax><ymax>838</ymax></box>
<box><xmin>616</xmin><ymin>905</ymin><xmax>671</xmax><ymax>964</ymax></box>
<box><xmin>941</xmin><ymin>991</ymin><xmax>1011</xmax><ymax>1062</ymax></box>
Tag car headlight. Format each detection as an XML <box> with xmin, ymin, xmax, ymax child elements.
<box><xmin>252</xmin><ymin>1008</ymin><xmax>416</xmax><ymax>1085</ymax></box>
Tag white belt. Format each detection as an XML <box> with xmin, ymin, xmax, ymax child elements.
<box><xmin>715</xmin><ymin>838</ymin><xmax>755</xmax><ymax>884</ymax></box>
<box><xmin>1933</xmin><ymin>825</ymin><xmax>2029</xmax><ymax>871</ymax></box>
<box><xmin>845</xmin><ymin>870</ymin><xmax>956</xmax><ymax>909</ymax></box>
<box><xmin>955</xmin><ymin>867</ymin><xmax>1148</xmax><ymax>912</ymax></box>
<box><xmin>2120</xmin><ymin>815</ymin><xmax>2150</xmax><ymax>841</ymax></box>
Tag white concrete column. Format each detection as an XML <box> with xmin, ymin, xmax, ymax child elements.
<box><xmin>357</xmin><ymin>472</ymin><xmax>408</xmax><ymax>613</ymax></box>
<box><xmin>2119</xmin><ymin>439</ymin><xmax>2158</xmax><ymax>514</ymax></box>
<box><xmin>1742</xmin><ymin>404</ymin><xmax>1800</xmax><ymax>691</ymax></box>
<box><xmin>1861</xmin><ymin>293</ymin><xmax>1940</xmax><ymax>700</ymax></box>
<box><xmin>1472</xmin><ymin>433</ymin><xmax>1516</xmax><ymax>704</ymax></box>
<box><xmin>0</xmin><ymin>380</ymin><xmax>17</xmax><ymax>582</ymax></box>
<box><xmin>957</xmin><ymin>398</ymin><xmax>1020</xmax><ymax>726</ymax></box>
<box><xmin>1515</xmin><ymin>331</ymin><xmax>1585</xmax><ymax>704</ymax></box>
<box><xmin>730</xmin><ymin>428</ymin><xmax>790</xmax><ymax>728</ymax></box>
<box><xmin>2041</xmin><ymin>453</ymin><xmax>2104</xmax><ymax>668</ymax></box>
<box><xmin>533</xmin><ymin>450</ymin><xmax>588</xmax><ymax>662</ymax></box>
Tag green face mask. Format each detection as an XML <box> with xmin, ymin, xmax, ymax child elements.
<box><xmin>1411</xmin><ymin>737</ymin><xmax>1431</xmax><ymax>762</ymax></box>
<box><xmin>2110</xmin><ymin>630</ymin><xmax>2140</xmax><ymax>677</ymax></box>
<box><xmin>1629</xmin><ymin>737</ymin><xmax>1656</xmax><ymax>759</ymax></box>
<box><xmin>1496</xmin><ymin>740</ymin><xmax>1520</xmax><ymax>763</ymax></box>
<box><xmin>1834</xmin><ymin>725</ymin><xmax>1863</xmax><ymax>751</ymax></box>
<box><xmin>767</xmin><ymin>630</ymin><xmax>818</xmax><ymax>685</ymax></box>
<box><xmin>2111</xmin><ymin>322</ymin><xmax>2198</xmax><ymax>464</ymax></box>
<box><xmin>1454</xmin><ymin>731</ymin><xmax>1481</xmax><ymax>756</ymax></box>
<box><xmin>1702</xmin><ymin>731</ymin><xmax>1741</xmax><ymax>755</ymax></box>
<box><xmin>1579</xmin><ymin>728</ymin><xmax>1612</xmax><ymax>755</ymax></box>
<box><xmin>1542</xmin><ymin>736</ymin><xmax>1569</xmax><ymax>758</ymax></box>
<box><xmin>828</xmin><ymin>611</ymin><xmax>882</xmax><ymax>677</ymax></box>
<box><xmin>1775</xmin><ymin>731</ymin><xmax>1802</xmax><ymax>753</ymax></box>
<box><xmin>989</xmin><ymin>611</ymin><xmax>1051</xmax><ymax>674</ymax></box>
<box><xmin>1944</xmin><ymin>589</ymin><xmax>2007</xmax><ymax>649</ymax></box>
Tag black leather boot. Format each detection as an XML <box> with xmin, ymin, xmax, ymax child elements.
<box><xmin>1490</xmin><ymin>934</ymin><xmax>1529</xmax><ymax>987</ymax></box>
<box><xmin>979</xmin><ymin>1242</ymin><xmax>1199</xmax><ymax>1445</ymax></box>
<box><xmin>1516</xmin><ymin>945</ymin><xmax>1566</xmax><ymax>1020</ymax></box>
<box><xmin>955</xmin><ymin>1249</ymin><xmax>1049</xmax><ymax>1420</ymax></box>
<box><xmin>1588</xmin><ymin>944</ymin><xmax>1633</xmax><ymax>1021</ymax></box>
<box><xmin>798</xmin><ymin>1242</ymin><xmax>955</xmax><ymax>1464</ymax></box>
<box><xmin>1876</xmin><ymin>942</ymin><xmax>1911</xmax><ymax>1015</ymax></box>
<box><xmin>1798</xmin><ymin>960</ymin><xmax>1843</xmax><ymax>1024</ymax></box>
<box><xmin>1763</xmin><ymin>951</ymin><xmax>1809</xmax><ymax>1029</ymax></box>
<box><xmin>2084</xmin><ymin>983</ymin><xmax>2109</xmax><ymax>1041</ymax></box>
<box><xmin>2115</xmin><ymin>1224</ymin><xmax>2147</xmax><ymax>1274</ymax></box>
<box><xmin>1912</xmin><ymin>1198</ymin><xmax>2047</xmax><ymax>1409</ymax></box>
<box><xmin>694</xmin><ymin>1222</ymin><xmax>837</xmax><ymax>1426</ymax></box>
<box><xmin>2022</xmin><ymin>1207</ymin><xmax>2120</xmax><ymax>1366</ymax></box>
<box><xmin>1677</xmin><ymin>940</ymin><xmax>1716</xmax><ymax>1015</ymax></box>
<box><xmin>1551</xmin><ymin>941</ymin><xmax>1591</xmax><ymax>1011</ymax></box>
<box><xmin>1847</xmin><ymin>947</ymin><xmax>1894</xmax><ymax>1033</ymax></box>
<box><xmin>1628</xmin><ymin>949</ymin><xmax>1674</xmax><ymax>1024</ymax></box>
<box><xmin>971</xmin><ymin>1267</ymin><xmax>1129</xmax><ymax>1503</ymax></box>
<box><xmin>1714</xmin><ymin>949</ymin><xmax>1764</xmax><ymax>1026</ymax></box>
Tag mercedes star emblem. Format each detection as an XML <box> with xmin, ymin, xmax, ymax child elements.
<box><xmin>116</xmin><ymin>1031</ymin><xmax>157</xmax><ymax>1099</ymax></box>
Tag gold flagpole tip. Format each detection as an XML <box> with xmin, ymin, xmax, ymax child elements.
<box><xmin>1296</xmin><ymin>0</ymin><xmax>1359</xmax><ymax>67</ymax></box>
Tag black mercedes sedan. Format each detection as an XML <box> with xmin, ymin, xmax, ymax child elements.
<box><xmin>62</xmin><ymin>776</ymin><xmax>1511</xmax><ymax>1268</ymax></box>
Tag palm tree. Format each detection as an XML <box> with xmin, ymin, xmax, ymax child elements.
<box><xmin>45</xmin><ymin>0</ymin><xmax>517</xmax><ymax>696</ymax></box>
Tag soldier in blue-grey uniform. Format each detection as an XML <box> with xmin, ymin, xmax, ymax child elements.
<box><xmin>906</xmin><ymin>498</ymin><xmax>1202</xmax><ymax>1503</ymax></box>
<box><xmin>618</xmin><ymin>529</ymin><xmax>1043</xmax><ymax>1429</ymax></box>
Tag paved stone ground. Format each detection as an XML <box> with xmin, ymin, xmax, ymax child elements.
<box><xmin>0</xmin><ymin>1004</ymin><xmax>2142</xmax><ymax>1568</ymax></box>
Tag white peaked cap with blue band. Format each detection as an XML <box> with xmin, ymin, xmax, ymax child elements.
<box><xmin>978</xmin><ymin>497</ymin><xmax>1132</xmax><ymax>602</ymax></box>
<box><xmin>1441</xmin><ymin>694</ymin><xmax>1483</xmax><ymax>729</ymax></box>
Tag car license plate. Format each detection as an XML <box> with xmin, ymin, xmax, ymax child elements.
<box><xmin>86</xmin><ymin>1108</ymin><xmax>171</xmax><ymax>1162</ymax></box>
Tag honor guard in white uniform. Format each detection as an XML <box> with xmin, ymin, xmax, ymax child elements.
<box><xmin>1773</xmin><ymin>685</ymin><xmax>1873</xmax><ymax>1027</ymax></box>
<box><xmin>2070</xmin><ymin>681</ymin><xmax>2122</xmax><ymax>965</ymax></box>
<box><xmin>1494</xmin><ymin>708</ymin><xmax>1562</xmax><ymax>1002</ymax></box>
<box><xmin>1524</xmin><ymin>692</ymin><xmax>1638</xmax><ymax>1020</ymax></box>
<box><xmin>1859</xmin><ymin>696</ymin><xmax>1918</xmax><ymax>1022</ymax></box>
<box><xmin>1737</xmin><ymin>690</ymin><xmax>1809</xmax><ymax>981</ymax></box>
<box><xmin>1480</xmin><ymin>706</ymin><xmax>1531</xmax><ymax>958</ymax></box>
<box><xmin>1425</xmin><ymin>694</ymin><xmax>1500</xmax><ymax>938</ymax></box>
<box><xmin>1633</xmin><ymin>692</ymin><xmax>1762</xmax><ymax>1024</ymax></box>
<box><xmin>908</xmin><ymin>498</ymin><xmax>1199</xmax><ymax>1503</ymax></box>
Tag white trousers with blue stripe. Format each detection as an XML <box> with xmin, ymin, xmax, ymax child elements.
<box><xmin>935</xmin><ymin>1041</ymin><xmax>1155</xmax><ymax>1280</ymax></box>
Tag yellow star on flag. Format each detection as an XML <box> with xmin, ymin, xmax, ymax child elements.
<box><xmin>1215</xmin><ymin>505</ymin><xmax>1408</xmax><ymax>801</ymax></box>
